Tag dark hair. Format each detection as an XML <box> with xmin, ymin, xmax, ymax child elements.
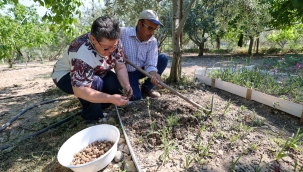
<box><xmin>91</xmin><ymin>15</ymin><xmax>120</xmax><ymax>42</ymax></box>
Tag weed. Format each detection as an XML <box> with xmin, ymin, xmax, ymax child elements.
<box><xmin>192</xmin><ymin>136</ymin><xmax>213</xmax><ymax>157</ymax></box>
<box><xmin>146</xmin><ymin>98</ymin><xmax>155</xmax><ymax>133</ymax></box>
<box><xmin>184</xmin><ymin>155</ymin><xmax>194</xmax><ymax>169</ymax></box>
<box><xmin>240</xmin><ymin>105</ymin><xmax>246</xmax><ymax>112</ymax></box>
<box><xmin>194</xmin><ymin>155</ymin><xmax>208</xmax><ymax>165</ymax></box>
<box><xmin>251</xmin><ymin>112</ymin><xmax>265</xmax><ymax>127</ymax></box>
<box><xmin>223</xmin><ymin>99</ymin><xmax>232</xmax><ymax>115</ymax></box>
<box><xmin>193</xmin><ymin>110</ymin><xmax>203</xmax><ymax>118</ymax></box>
<box><xmin>137</xmin><ymin>136</ymin><xmax>143</xmax><ymax>144</ymax></box>
<box><xmin>274</xmin><ymin>128</ymin><xmax>303</xmax><ymax>160</ymax></box>
<box><xmin>211</xmin><ymin>116</ymin><xmax>217</xmax><ymax>127</ymax></box>
<box><xmin>294</xmin><ymin>159</ymin><xmax>303</xmax><ymax>172</ymax></box>
<box><xmin>248</xmin><ymin>142</ymin><xmax>260</xmax><ymax>152</ymax></box>
<box><xmin>160</xmin><ymin>127</ymin><xmax>177</xmax><ymax>165</ymax></box>
<box><xmin>166</xmin><ymin>114</ymin><xmax>179</xmax><ymax>129</ymax></box>
<box><xmin>274</xmin><ymin>138</ymin><xmax>289</xmax><ymax>160</ymax></box>
<box><xmin>255</xmin><ymin>154</ymin><xmax>263</xmax><ymax>172</ymax></box>
<box><xmin>212</xmin><ymin>130</ymin><xmax>224</xmax><ymax>139</ymax></box>
<box><xmin>233</xmin><ymin>122</ymin><xmax>253</xmax><ymax>133</ymax></box>
<box><xmin>199</xmin><ymin>125</ymin><xmax>206</xmax><ymax>135</ymax></box>
<box><xmin>229</xmin><ymin>133</ymin><xmax>240</xmax><ymax>143</ymax></box>
<box><xmin>286</xmin><ymin>128</ymin><xmax>303</xmax><ymax>152</ymax></box>
<box><xmin>230</xmin><ymin>155</ymin><xmax>241</xmax><ymax>172</ymax></box>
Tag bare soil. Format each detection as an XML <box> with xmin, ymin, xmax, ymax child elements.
<box><xmin>0</xmin><ymin>54</ymin><xmax>303</xmax><ymax>172</ymax></box>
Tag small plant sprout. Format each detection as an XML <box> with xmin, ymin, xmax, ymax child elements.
<box><xmin>251</xmin><ymin>112</ymin><xmax>265</xmax><ymax>127</ymax></box>
<box><xmin>240</xmin><ymin>105</ymin><xmax>246</xmax><ymax>112</ymax></box>
<box><xmin>166</xmin><ymin>114</ymin><xmax>179</xmax><ymax>129</ymax></box>
<box><xmin>293</xmin><ymin>159</ymin><xmax>303</xmax><ymax>172</ymax></box>
<box><xmin>230</xmin><ymin>155</ymin><xmax>241</xmax><ymax>172</ymax></box>
<box><xmin>192</xmin><ymin>136</ymin><xmax>213</xmax><ymax>157</ymax></box>
<box><xmin>184</xmin><ymin>155</ymin><xmax>194</xmax><ymax>169</ymax></box>
<box><xmin>255</xmin><ymin>154</ymin><xmax>263</xmax><ymax>172</ymax></box>
<box><xmin>274</xmin><ymin>139</ymin><xmax>289</xmax><ymax>160</ymax></box>
<box><xmin>286</xmin><ymin>128</ymin><xmax>303</xmax><ymax>152</ymax></box>
<box><xmin>229</xmin><ymin>133</ymin><xmax>240</xmax><ymax>143</ymax></box>
<box><xmin>160</xmin><ymin>127</ymin><xmax>177</xmax><ymax>165</ymax></box>
<box><xmin>211</xmin><ymin>116</ymin><xmax>217</xmax><ymax>127</ymax></box>
<box><xmin>223</xmin><ymin>99</ymin><xmax>232</xmax><ymax>115</ymax></box>
<box><xmin>199</xmin><ymin>125</ymin><xmax>206</xmax><ymax>135</ymax></box>
<box><xmin>137</xmin><ymin>135</ymin><xmax>143</xmax><ymax>144</ymax></box>
<box><xmin>248</xmin><ymin>142</ymin><xmax>260</xmax><ymax>152</ymax></box>
<box><xmin>146</xmin><ymin>97</ymin><xmax>155</xmax><ymax>133</ymax></box>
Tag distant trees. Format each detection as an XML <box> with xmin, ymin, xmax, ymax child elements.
<box><xmin>0</xmin><ymin>4</ymin><xmax>52</xmax><ymax>67</ymax></box>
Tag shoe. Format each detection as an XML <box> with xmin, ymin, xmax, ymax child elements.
<box><xmin>141</xmin><ymin>89</ymin><xmax>161</xmax><ymax>98</ymax></box>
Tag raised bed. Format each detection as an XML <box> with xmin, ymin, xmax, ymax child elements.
<box><xmin>194</xmin><ymin>68</ymin><xmax>303</xmax><ymax>124</ymax></box>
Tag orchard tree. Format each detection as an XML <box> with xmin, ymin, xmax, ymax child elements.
<box><xmin>103</xmin><ymin>0</ymin><xmax>161</xmax><ymax>26</ymax></box>
<box><xmin>169</xmin><ymin>0</ymin><xmax>195</xmax><ymax>82</ymax></box>
<box><xmin>0</xmin><ymin>4</ymin><xmax>52</xmax><ymax>67</ymax></box>
<box><xmin>183</xmin><ymin>0</ymin><xmax>240</xmax><ymax>56</ymax></box>
<box><xmin>267</xmin><ymin>24</ymin><xmax>303</xmax><ymax>49</ymax></box>
<box><xmin>228</xmin><ymin>0</ymin><xmax>271</xmax><ymax>54</ymax></box>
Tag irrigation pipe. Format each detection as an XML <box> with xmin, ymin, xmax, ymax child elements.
<box><xmin>0</xmin><ymin>111</ymin><xmax>80</xmax><ymax>151</ymax></box>
<box><xmin>115</xmin><ymin>106</ymin><xmax>142</xmax><ymax>172</ymax></box>
<box><xmin>0</xmin><ymin>98</ymin><xmax>69</xmax><ymax>133</ymax></box>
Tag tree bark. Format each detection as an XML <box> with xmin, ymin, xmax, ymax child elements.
<box><xmin>216</xmin><ymin>35</ymin><xmax>220</xmax><ymax>50</ymax></box>
<box><xmin>9</xmin><ymin>52</ymin><xmax>15</xmax><ymax>68</ymax></box>
<box><xmin>238</xmin><ymin>34</ymin><xmax>243</xmax><ymax>47</ymax></box>
<box><xmin>170</xmin><ymin>32</ymin><xmax>181</xmax><ymax>83</ymax></box>
<box><xmin>256</xmin><ymin>37</ymin><xmax>259</xmax><ymax>54</ymax></box>
<box><xmin>248</xmin><ymin>36</ymin><xmax>254</xmax><ymax>55</ymax></box>
<box><xmin>198</xmin><ymin>42</ymin><xmax>204</xmax><ymax>56</ymax></box>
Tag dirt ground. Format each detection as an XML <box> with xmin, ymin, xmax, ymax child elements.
<box><xmin>0</xmin><ymin>54</ymin><xmax>303</xmax><ymax>172</ymax></box>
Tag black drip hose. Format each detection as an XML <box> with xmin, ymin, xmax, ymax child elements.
<box><xmin>0</xmin><ymin>98</ymin><xmax>69</xmax><ymax>133</ymax></box>
<box><xmin>0</xmin><ymin>111</ymin><xmax>80</xmax><ymax>151</ymax></box>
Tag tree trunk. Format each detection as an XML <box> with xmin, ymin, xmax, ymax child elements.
<box><xmin>169</xmin><ymin>32</ymin><xmax>182</xmax><ymax>83</ymax></box>
<box><xmin>248</xmin><ymin>36</ymin><xmax>254</xmax><ymax>55</ymax></box>
<box><xmin>169</xmin><ymin>0</ymin><xmax>181</xmax><ymax>83</ymax></box>
<box><xmin>256</xmin><ymin>37</ymin><xmax>259</xmax><ymax>54</ymax></box>
<box><xmin>238</xmin><ymin>34</ymin><xmax>243</xmax><ymax>47</ymax></box>
<box><xmin>216</xmin><ymin>35</ymin><xmax>220</xmax><ymax>50</ymax></box>
<box><xmin>9</xmin><ymin>52</ymin><xmax>15</xmax><ymax>68</ymax></box>
<box><xmin>198</xmin><ymin>42</ymin><xmax>204</xmax><ymax>56</ymax></box>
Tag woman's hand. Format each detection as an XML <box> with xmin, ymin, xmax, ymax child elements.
<box><xmin>111</xmin><ymin>94</ymin><xmax>130</xmax><ymax>106</ymax></box>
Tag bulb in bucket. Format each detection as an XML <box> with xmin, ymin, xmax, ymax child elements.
<box><xmin>57</xmin><ymin>124</ymin><xmax>120</xmax><ymax>172</ymax></box>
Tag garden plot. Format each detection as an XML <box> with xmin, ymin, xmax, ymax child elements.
<box><xmin>117</xmin><ymin>84</ymin><xmax>303</xmax><ymax>172</ymax></box>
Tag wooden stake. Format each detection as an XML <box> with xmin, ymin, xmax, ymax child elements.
<box><xmin>300</xmin><ymin>110</ymin><xmax>303</xmax><ymax>125</ymax></box>
<box><xmin>211</xmin><ymin>79</ymin><xmax>215</xmax><ymax>88</ymax></box>
<box><xmin>246</xmin><ymin>88</ymin><xmax>252</xmax><ymax>101</ymax></box>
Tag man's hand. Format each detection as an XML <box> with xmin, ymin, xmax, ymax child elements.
<box><xmin>123</xmin><ymin>85</ymin><xmax>133</xmax><ymax>99</ymax></box>
<box><xmin>149</xmin><ymin>71</ymin><xmax>162</xmax><ymax>88</ymax></box>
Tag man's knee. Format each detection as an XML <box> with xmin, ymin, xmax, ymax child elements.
<box><xmin>158</xmin><ymin>54</ymin><xmax>168</xmax><ymax>66</ymax></box>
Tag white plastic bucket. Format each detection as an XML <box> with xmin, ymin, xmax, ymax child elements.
<box><xmin>57</xmin><ymin>124</ymin><xmax>120</xmax><ymax>172</ymax></box>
